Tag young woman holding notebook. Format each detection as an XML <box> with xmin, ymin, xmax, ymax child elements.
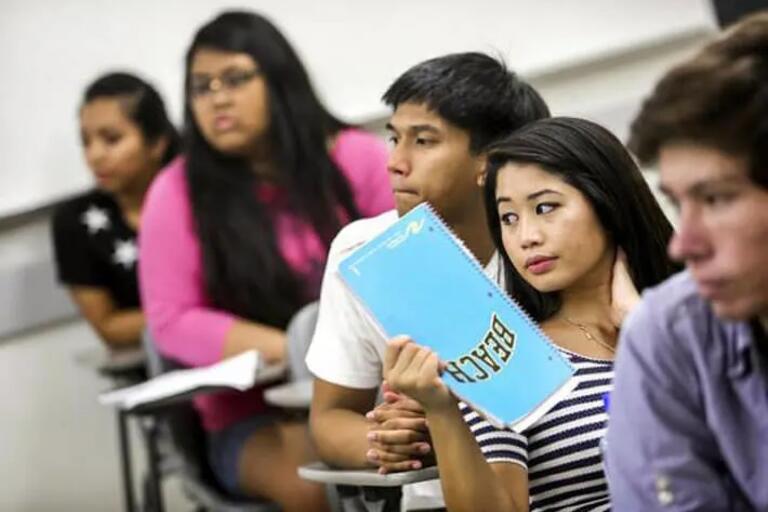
<box><xmin>138</xmin><ymin>10</ymin><xmax>392</xmax><ymax>511</ymax></box>
<box><xmin>382</xmin><ymin>117</ymin><xmax>679</xmax><ymax>511</ymax></box>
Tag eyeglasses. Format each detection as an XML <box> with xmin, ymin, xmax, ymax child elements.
<box><xmin>189</xmin><ymin>68</ymin><xmax>262</xmax><ymax>99</ymax></box>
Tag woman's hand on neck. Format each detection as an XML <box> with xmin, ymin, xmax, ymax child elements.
<box><xmin>549</xmin><ymin>280</ymin><xmax>617</xmax><ymax>358</ymax></box>
<box><xmin>556</xmin><ymin>247</ymin><xmax>640</xmax><ymax>329</ymax></box>
<box><xmin>608</xmin><ymin>249</ymin><xmax>641</xmax><ymax>328</ymax></box>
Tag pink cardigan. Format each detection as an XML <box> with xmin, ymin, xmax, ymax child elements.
<box><xmin>139</xmin><ymin>129</ymin><xmax>393</xmax><ymax>431</ymax></box>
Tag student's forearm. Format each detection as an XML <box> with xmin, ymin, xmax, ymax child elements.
<box><xmin>427</xmin><ymin>405</ymin><xmax>523</xmax><ymax>512</ymax></box>
<box><xmin>222</xmin><ymin>319</ymin><xmax>286</xmax><ymax>364</ymax></box>
<box><xmin>94</xmin><ymin>310</ymin><xmax>145</xmax><ymax>347</ymax></box>
<box><xmin>310</xmin><ymin>407</ymin><xmax>374</xmax><ymax>468</ymax></box>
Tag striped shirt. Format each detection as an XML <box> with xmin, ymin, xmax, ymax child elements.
<box><xmin>461</xmin><ymin>350</ymin><xmax>613</xmax><ymax>511</ymax></box>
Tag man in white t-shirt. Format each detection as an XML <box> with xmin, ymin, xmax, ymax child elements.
<box><xmin>306</xmin><ymin>53</ymin><xmax>549</xmax><ymax>503</ymax></box>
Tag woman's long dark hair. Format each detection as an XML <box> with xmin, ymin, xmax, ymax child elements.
<box><xmin>484</xmin><ymin>117</ymin><xmax>680</xmax><ymax>322</ymax></box>
<box><xmin>184</xmin><ymin>11</ymin><xmax>361</xmax><ymax>328</ymax></box>
<box><xmin>83</xmin><ymin>72</ymin><xmax>180</xmax><ymax>165</ymax></box>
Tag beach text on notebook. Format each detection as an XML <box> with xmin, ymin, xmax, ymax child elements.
<box><xmin>337</xmin><ymin>203</ymin><xmax>577</xmax><ymax>432</ymax></box>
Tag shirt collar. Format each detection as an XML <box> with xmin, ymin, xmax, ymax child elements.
<box><xmin>727</xmin><ymin>319</ymin><xmax>762</xmax><ymax>379</ymax></box>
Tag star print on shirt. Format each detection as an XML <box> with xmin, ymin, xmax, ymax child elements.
<box><xmin>112</xmin><ymin>239</ymin><xmax>138</xmax><ymax>269</ymax></box>
<box><xmin>81</xmin><ymin>205</ymin><xmax>111</xmax><ymax>234</ymax></box>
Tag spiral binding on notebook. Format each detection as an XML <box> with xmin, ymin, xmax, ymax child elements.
<box><xmin>422</xmin><ymin>202</ymin><xmax>564</xmax><ymax>362</ymax></box>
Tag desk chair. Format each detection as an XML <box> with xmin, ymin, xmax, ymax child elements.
<box><xmin>137</xmin><ymin>337</ymin><xmax>281</xmax><ymax>512</ymax></box>
<box><xmin>75</xmin><ymin>346</ymin><xmax>149</xmax><ymax>512</ymax></box>
<box><xmin>129</xmin><ymin>301</ymin><xmax>321</xmax><ymax>512</ymax></box>
<box><xmin>263</xmin><ymin>310</ymin><xmax>445</xmax><ymax>512</ymax></box>
<box><xmin>284</xmin><ymin>301</ymin><xmax>319</xmax><ymax>381</ymax></box>
<box><xmin>264</xmin><ymin>380</ymin><xmax>313</xmax><ymax>409</ymax></box>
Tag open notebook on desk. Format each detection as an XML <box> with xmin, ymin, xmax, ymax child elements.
<box><xmin>99</xmin><ymin>350</ymin><xmax>285</xmax><ymax>411</ymax></box>
<box><xmin>338</xmin><ymin>203</ymin><xmax>577</xmax><ymax>432</ymax></box>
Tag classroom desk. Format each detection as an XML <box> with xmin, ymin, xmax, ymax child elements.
<box><xmin>74</xmin><ymin>345</ymin><xmax>147</xmax><ymax>378</ymax></box>
<box><xmin>300</xmin><ymin>462</ymin><xmax>439</xmax><ymax>487</ymax></box>
<box><xmin>300</xmin><ymin>462</ymin><xmax>440</xmax><ymax>512</ymax></box>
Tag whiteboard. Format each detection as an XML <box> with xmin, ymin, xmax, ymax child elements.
<box><xmin>0</xmin><ymin>0</ymin><xmax>714</xmax><ymax>218</ymax></box>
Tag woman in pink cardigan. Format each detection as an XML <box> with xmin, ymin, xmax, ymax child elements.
<box><xmin>138</xmin><ymin>11</ymin><xmax>393</xmax><ymax>511</ymax></box>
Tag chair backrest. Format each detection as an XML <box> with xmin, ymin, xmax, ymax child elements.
<box><xmin>141</xmin><ymin>331</ymin><xmax>217</xmax><ymax>484</ymax></box>
<box><xmin>285</xmin><ymin>301</ymin><xmax>319</xmax><ymax>381</ymax></box>
<box><xmin>142</xmin><ymin>329</ymin><xmax>166</xmax><ymax>379</ymax></box>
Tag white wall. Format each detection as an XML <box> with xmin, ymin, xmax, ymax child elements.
<box><xmin>0</xmin><ymin>0</ymin><xmax>715</xmax><ymax>218</ymax></box>
<box><xmin>0</xmin><ymin>25</ymin><xmax>708</xmax><ymax>338</ymax></box>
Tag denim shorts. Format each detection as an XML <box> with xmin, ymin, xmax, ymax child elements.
<box><xmin>206</xmin><ymin>414</ymin><xmax>276</xmax><ymax>497</ymax></box>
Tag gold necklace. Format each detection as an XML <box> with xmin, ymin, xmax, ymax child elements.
<box><xmin>564</xmin><ymin>317</ymin><xmax>616</xmax><ymax>354</ymax></box>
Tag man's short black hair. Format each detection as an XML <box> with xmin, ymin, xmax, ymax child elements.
<box><xmin>382</xmin><ymin>52</ymin><xmax>550</xmax><ymax>153</ymax></box>
<box><xmin>629</xmin><ymin>11</ymin><xmax>768</xmax><ymax>188</ymax></box>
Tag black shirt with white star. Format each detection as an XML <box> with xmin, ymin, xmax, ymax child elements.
<box><xmin>51</xmin><ymin>189</ymin><xmax>140</xmax><ymax>309</ymax></box>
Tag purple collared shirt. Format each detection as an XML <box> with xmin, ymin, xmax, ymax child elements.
<box><xmin>606</xmin><ymin>271</ymin><xmax>768</xmax><ymax>511</ymax></box>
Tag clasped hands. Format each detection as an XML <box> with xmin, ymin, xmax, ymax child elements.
<box><xmin>365</xmin><ymin>336</ymin><xmax>454</xmax><ymax>474</ymax></box>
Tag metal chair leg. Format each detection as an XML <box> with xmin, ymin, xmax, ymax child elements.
<box><xmin>141</xmin><ymin>417</ymin><xmax>165</xmax><ymax>512</ymax></box>
<box><xmin>362</xmin><ymin>486</ymin><xmax>402</xmax><ymax>512</ymax></box>
<box><xmin>117</xmin><ymin>409</ymin><xmax>136</xmax><ymax>512</ymax></box>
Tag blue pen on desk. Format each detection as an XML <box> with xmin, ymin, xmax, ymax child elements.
<box><xmin>602</xmin><ymin>392</ymin><xmax>611</xmax><ymax>413</ymax></box>
<box><xmin>599</xmin><ymin>391</ymin><xmax>611</xmax><ymax>461</ymax></box>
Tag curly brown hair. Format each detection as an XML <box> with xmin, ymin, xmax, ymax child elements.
<box><xmin>629</xmin><ymin>10</ymin><xmax>768</xmax><ymax>187</ymax></box>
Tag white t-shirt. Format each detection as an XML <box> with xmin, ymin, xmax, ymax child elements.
<box><xmin>306</xmin><ymin>209</ymin><xmax>503</xmax><ymax>388</ymax></box>
<box><xmin>306</xmin><ymin>209</ymin><xmax>504</xmax><ymax>508</ymax></box>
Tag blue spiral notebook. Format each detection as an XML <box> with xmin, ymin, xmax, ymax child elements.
<box><xmin>338</xmin><ymin>203</ymin><xmax>577</xmax><ymax>432</ymax></box>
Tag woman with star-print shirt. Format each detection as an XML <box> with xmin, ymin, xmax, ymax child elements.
<box><xmin>51</xmin><ymin>72</ymin><xmax>179</xmax><ymax>348</ymax></box>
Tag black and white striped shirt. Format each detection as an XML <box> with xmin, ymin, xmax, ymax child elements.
<box><xmin>461</xmin><ymin>350</ymin><xmax>613</xmax><ymax>511</ymax></box>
